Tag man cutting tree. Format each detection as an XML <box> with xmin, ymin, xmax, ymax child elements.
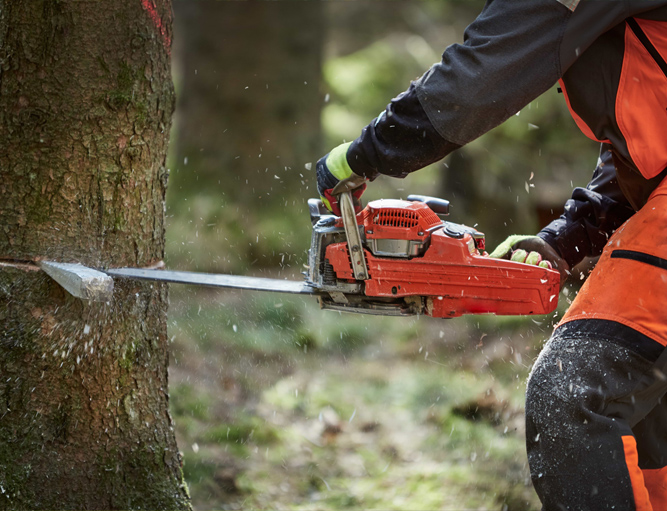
<box><xmin>315</xmin><ymin>1</ymin><xmax>667</xmax><ymax>509</ymax></box>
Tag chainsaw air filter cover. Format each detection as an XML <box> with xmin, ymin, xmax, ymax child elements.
<box><xmin>360</xmin><ymin>199</ymin><xmax>442</xmax><ymax>258</ymax></box>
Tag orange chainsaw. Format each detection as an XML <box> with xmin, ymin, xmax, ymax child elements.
<box><xmin>105</xmin><ymin>191</ymin><xmax>560</xmax><ymax>318</ymax></box>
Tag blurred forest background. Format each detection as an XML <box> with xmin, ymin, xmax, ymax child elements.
<box><xmin>165</xmin><ymin>1</ymin><xmax>599</xmax><ymax>510</ymax></box>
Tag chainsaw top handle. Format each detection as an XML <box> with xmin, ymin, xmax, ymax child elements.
<box><xmin>331</xmin><ymin>174</ymin><xmax>370</xmax><ymax>282</ymax></box>
<box><xmin>331</xmin><ymin>174</ymin><xmax>367</xmax><ymax>196</ymax></box>
<box><xmin>336</xmin><ymin>190</ymin><xmax>369</xmax><ymax>281</ymax></box>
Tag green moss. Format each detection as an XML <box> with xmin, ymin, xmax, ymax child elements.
<box><xmin>100</xmin><ymin>444</ymin><xmax>190</xmax><ymax>510</ymax></box>
<box><xmin>179</xmin><ymin>465</ymin><xmax>192</xmax><ymax>500</ymax></box>
<box><xmin>0</xmin><ymin>411</ymin><xmax>43</xmax><ymax>507</ymax></box>
<box><xmin>113</xmin><ymin>211</ymin><xmax>127</xmax><ymax>232</ymax></box>
<box><xmin>116</xmin><ymin>62</ymin><xmax>135</xmax><ymax>92</ymax></box>
<box><xmin>135</xmin><ymin>101</ymin><xmax>148</xmax><ymax>127</ymax></box>
<box><xmin>118</xmin><ymin>342</ymin><xmax>137</xmax><ymax>371</ymax></box>
<box><xmin>0</xmin><ymin>461</ymin><xmax>36</xmax><ymax>509</ymax></box>
<box><xmin>105</xmin><ymin>61</ymin><xmax>149</xmax><ymax>113</ymax></box>
<box><xmin>117</xmin><ymin>342</ymin><xmax>138</xmax><ymax>388</ymax></box>
<box><xmin>106</xmin><ymin>90</ymin><xmax>132</xmax><ymax>110</ymax></box>
<box><xmin>25</xmin><ymin>192</ymin><xmax>52</xmax><ymax>225</ymax></box>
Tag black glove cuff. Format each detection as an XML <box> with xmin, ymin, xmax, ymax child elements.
<box><xmin>316</xmin><ymin>154</ymin><xmax>339</xmax><ymax>196</ymax></box>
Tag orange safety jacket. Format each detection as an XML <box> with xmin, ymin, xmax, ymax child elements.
<box><xmin>559</xmin><ymin>16</ymin><xmax>667</xmax><ymax>210</ymax></box>
<box><xmin>560</xmin><ymin>178</ymin><xmax>667</xmax><ymax>347</ymax></box>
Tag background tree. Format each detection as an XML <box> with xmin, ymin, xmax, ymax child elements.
<box><xmin>0</xmin><ymin>1</ymin><xmax>189</xmax><ymax>508</ymax></box>
<box><xmin>168</xmin><ymin>1</ymin><xmax>324</xmax><ymax>273</ymax></box>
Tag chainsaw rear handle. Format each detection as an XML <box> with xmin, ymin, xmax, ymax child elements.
<box><xmin>407</xmin><ymin>195</ymin><xmax>450</xmax><ymax>215</ymax></box>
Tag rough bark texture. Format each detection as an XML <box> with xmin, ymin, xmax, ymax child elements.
<box><xmin>0</xmin><ymin>1</ymin><xmax>189</xmax><ymax>509</ymax></box>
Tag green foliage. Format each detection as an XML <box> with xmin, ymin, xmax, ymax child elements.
<box><xmin>171</xmin><ymin>383</ymin><xmax>214</xmax><ymax>421</ymax></box>
<box><xmin>203</xmin><ymin>417</ymin><xmax>279</xmax><ymax>446</ymax></box>
<box><xmin>181</xmin><ymin>455</ymin><xmax>217</xmax><ymax>486</ymax></box>
<box><xmin>322</xmin><ymin>33</ymin><xmax>440</xmax><ymax>147</ymax></box>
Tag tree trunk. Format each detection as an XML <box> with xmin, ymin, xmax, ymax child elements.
<box><xmin>0</xmin><ymin>1</ymin><xmax>189</xmax><ymax>509</ymax></box>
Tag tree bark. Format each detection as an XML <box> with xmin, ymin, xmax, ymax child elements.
<box><xmin>0</xmin><ymin>1</ymin><xmax>189</xmax><ymax>509</ymax></box>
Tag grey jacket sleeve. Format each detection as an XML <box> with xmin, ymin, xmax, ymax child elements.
<box><xmin>537</xmin><ymin>145</ymin><xmax>634</xmax><ymax>268</ymax></box>
<box><xmin>347</xmin><ymin>0</ymin><xmax>654</xmax><ymax>180</ymax></box>
<box><xmin>415</xmin><ymin>0</ymin><xmax>570</xmax><ymax>146</ymax></box>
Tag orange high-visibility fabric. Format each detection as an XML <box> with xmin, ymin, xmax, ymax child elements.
<box><xmin>643</xmin><ymin>467</ymin><xmax>667</xmax><ymax>510</ymax></box>
<box><xmin>559</xmin><ymin>178</ymin><xmax>667</xmax><ymax>346</ymax></box>
<box><xmin>560</xmin><ymin>19</ymin><xmax>667</xmax><ymax>178</ymax></box>
<box><xmin>623</xmin><ymin>436</ymin><xmax>653</xmax><ymax>511</ymax></box>
<box><xmin>616</xmin><ymin>19</ymin><xmax>667</xmax><ymax>179</ymax></box>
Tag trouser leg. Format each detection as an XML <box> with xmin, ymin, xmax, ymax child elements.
<box><xmin>525</xmin><ymin>320</ymin><xmax>667</xmax><ymax>511</ymax></box>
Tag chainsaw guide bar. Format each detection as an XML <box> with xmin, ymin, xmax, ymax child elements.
<box><xmin>105</xmin><ymin>268</ymin><xmax>317</xmax><ymax>295</ymax></box>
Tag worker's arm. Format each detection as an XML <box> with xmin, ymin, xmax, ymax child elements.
<box><xmin>537</xmin><ymin>144</ymin><xmax>635</xmax><ymax>269</ymax></box>
<box><xmin>345</xmin><ymin>0</ymin><xmax>662</xmax><ymax>181</ymax></box>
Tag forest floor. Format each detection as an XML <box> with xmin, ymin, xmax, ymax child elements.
<box><xmin>167</xmin><ymin>282</ymin><xmax>567</xmax><ymax>510</ymax></box>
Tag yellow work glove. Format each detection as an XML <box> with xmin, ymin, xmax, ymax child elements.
<box><xmin>315</xmin><ymin>142</ymin><xmax>367</xmax><ymax>216</ymax></box>
<box><xmin>490</xmin><ymin>235</ymin><xmax>570</xmax><ymax>287</ymax></box>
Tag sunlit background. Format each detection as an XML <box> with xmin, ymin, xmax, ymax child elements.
<box><xmin>164</xmin><ymin>2</ymin><xmax>598</xmax><ymax>509</ymax></box>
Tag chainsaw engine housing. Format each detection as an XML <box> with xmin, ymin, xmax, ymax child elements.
<box><xmin>306</xmin><ymin>196</ymin><xmax>559</xmax><ymax>318</ymax></box>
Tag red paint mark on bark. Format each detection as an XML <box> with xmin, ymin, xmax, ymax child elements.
<box><xmin>141</xmin><ymin>0</ymin><xmax>172</xmax><ymax>54</ymax></box>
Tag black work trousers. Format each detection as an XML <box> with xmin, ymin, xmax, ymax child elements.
<box><xmin>526</xmin><ymin>319</ymin><xmax>667</xmax><ymax>510</ymax></box>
